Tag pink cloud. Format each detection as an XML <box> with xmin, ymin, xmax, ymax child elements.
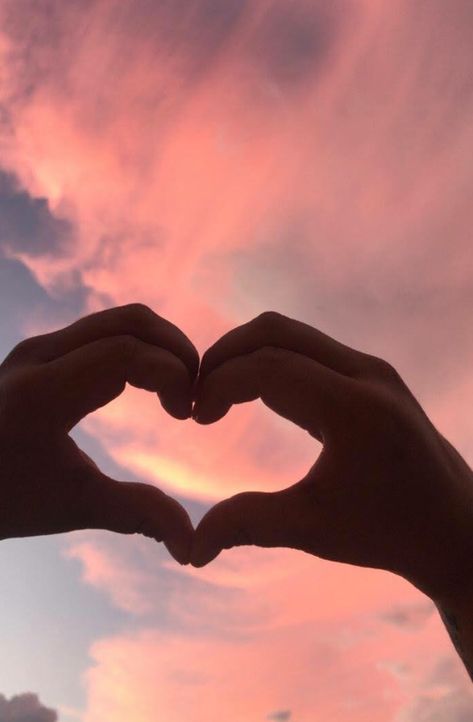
<box><xmin>67</xmin><ymin>532</ymin><xmax>431</xmax><ymax>628</ymax></box>
<box><xmin>65</xmin><ymin>533</ymin><xmax>472</xmax><ymax>720</ymax></box>
<box><xmin>67</xmin><ymin>531</ymin><xmax>473</xmax><ymax>721</ymax></box>
<box><xmin>65</xmin><ymin>539</ymin><xmax>156</xmax><ymax>616</ymax></box>
<box><xmin>2</xmin><ymin>1</ymin><xmax>473</xmax><ymax>719</ymax></box>
<box><xmin>81</xmin><ymin>609</ymin><xmax>471</xmax><ymax>722</ymax></box>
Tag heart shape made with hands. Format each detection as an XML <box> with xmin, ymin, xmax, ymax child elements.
<box><xmin>1</xmin><ymin>303</ymin><xmax>467</xmax><ymax>603</ymax></box>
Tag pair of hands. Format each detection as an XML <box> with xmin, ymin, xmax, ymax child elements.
<box><xmin>1</xmin><ymin>304</ymin><xmax>472</xmax><ymax>606</ymax></box>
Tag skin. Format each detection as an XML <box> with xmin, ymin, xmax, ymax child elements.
<box><xmin>191</xmin><ymin>312</ymin><xmax>473</xmax><ymax>678</ymax></box>
<box><xmin>2</xmin><ymin>307</ymin><xmax>473</xmax><ymax>678</ymax></box>
<box><xmin>0</xmin><ymin>303</ymin><xmax>198</xmax><ymax>564</ymax></box>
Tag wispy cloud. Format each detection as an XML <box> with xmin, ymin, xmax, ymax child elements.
<box><xmin>1</xmin><ymin>1</ymin><xmax>473</xmax><ymax>719</ymax></box>
<box><xmin>394</xmin><ymin>655</ymin><xmax>473</xmax><ymax>722</ymax></box>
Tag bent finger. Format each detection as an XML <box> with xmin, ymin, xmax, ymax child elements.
<box><xmin>86</xmin><ymin>478</ymin><xmax>194</xmax><ymax>565</ymax></box>
<box><xmin>194</xmin><ymin>347</ymin><xmax>353</xmax><ymax>441</ymax></box>
<box><xmin>191</xmin><ymin>487</ymin><xmax>308</xmax><ymax>567</ymax></box>
<box><xmin>200</xmin><ymin>311</ymin><xmax>369</xmax><ymax>381</ymax></box>
<box><xmin>4</xmin><ymin>304</ymin><xmax>199</xmax><ymax>380</ymax></box>
<box><xmin>42</xmin><ymin>335</ymin><xmax>193</xmax><ymax>426</ymax></box>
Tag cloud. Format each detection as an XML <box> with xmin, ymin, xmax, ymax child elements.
<box><xmin>65</xmin><ymin>532</ymin><xmax>267</xmax><ymax>630</ymax></box>
<box><xmin>0</xmin><ymin>169</ymin><xmax>72</xmax><ymax>256</ymax></box>
<box><xmin>399</xmin><ymin>692</ymin><xmax>473</xmax><ymax>722</ymax></box>
<box><xmin>80</xmin><ymin>599</ymin><xmax>462</xmax><ymax>722</ymax></box>
<box><xmin>379</xmin><ymin>601</ymin><xmax>436</xmax><ymax>632</ymax></box>
<box><xmin>0</xmin><ymin>693</ymin><xmax>57</xmax><ymax>722</ymax></box>
<box><xmin>67</xmin><ymin>530</ymin><xmax>459</xmax><ymax>721</ymax></box>
<box><xmin>394</xmin><ymin>655</ymin><xmax>473</xmax><ymax>722</ymax></box>
<box><xmin>245</xmin><ymin>1</ymin><xmax>350</xmax><ymax>90</ymax></box>
<box><xmin>81</xmin><ymin>623</ymin><xmax>391</xmax><ymax>722</ymax></box>
<box><xmin>0</xmin><ymin>170</ymin><xmax>89</xmax><ymax>355</ymax></box>
<box><xmin>2</xmin><ymin>1</ymin><xmax>473</xmax><ymax>720</ymax></box>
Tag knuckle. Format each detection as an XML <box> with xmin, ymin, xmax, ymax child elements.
<box><xmin>364</xmin><ymin>354</ymin><xmax>401</xmax><ymax>383</ymax></box>
<box><xmin>141</xmin><ymin>483</ymin><xmax>165</xmax><ymax>506</ymax></box>
<box><xmin>254</xmin><ymin>310</ymin><xmax>285</xmax><ymax>334</ymax></box>
<box><xmin>3</xmin><ymin>336</ymin><xmax>42</xmax><ymax>366</ymax></box>
<box><xmin>121</xmin><ymin>302</ymin><xmax>156</xmax><ymax>323</ymax></box>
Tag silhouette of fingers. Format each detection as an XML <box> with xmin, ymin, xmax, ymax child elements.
<box><xmin>194</xmin><ymin>346</ymin><xmax>352</xmax><ymax>441</ymax></box>
<box><xmin>200</xmin><ymin>311</ymin><xmax>370</xmax><ymax>381</ymax></box>
<box><xmin>42</xmin><ymin>335</ymin><xmax>193</xmax><ymax>426</ymax></box>
<box><xmin>85</xmin><ymin>478</ymin><xmax>194</xmax><ymax>564</ymax></box>
<box><xmin>191</xmin><ymin>487</ymin><xmax>309</xmax><ymax>567</ymax></box>
<box><xmin>4</xmin><ymin>304</ymin><xmax>199</xmax><ymax>380</ymax></box>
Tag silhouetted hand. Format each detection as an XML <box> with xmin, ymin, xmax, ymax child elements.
<box><xmin>191</xmin><ymin>312</ymin><xmax>473</xmax><ymax>603</ymax></box>
<box><xmin>0</xmin><ymin>304</ymin><xmax>198</xmax><ymax>564</ymax></box>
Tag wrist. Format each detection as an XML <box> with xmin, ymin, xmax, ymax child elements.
<box><xmin>404</xmin><ymin>479</ymin><xmax>473</xmax><ymax>606</ymax></box>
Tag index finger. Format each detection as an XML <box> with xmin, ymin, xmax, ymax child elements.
<box><xmin>194</xmin><ymin>346</ymin><xmax>353</xmax><ymax>442</ymax></box>
<box><xmin>6</xmin><ymin>304</ymin><xmax>199</xmax><ymax>381</ymax></box>
<box><xmin>199</xmin><ymin>311</ymin><xmax>368</xmax><ymax>382</ymax></box>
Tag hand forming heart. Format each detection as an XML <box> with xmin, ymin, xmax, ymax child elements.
<box><xmin>0</xmin><ymin>304</ymin><xmax>197</xmax><ymax>564</ymax></box>
<box><xmin>1</xmin><ymin>305</ymin><xmax>473</xmax><ymax>606</ymax></box>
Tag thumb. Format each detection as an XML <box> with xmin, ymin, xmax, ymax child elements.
<box><xmin>86</xmin><ymin>478</ymin><xmax>194</xmax><ymax>565</ymax></box>
<box><xmin>190</xmin><ymin>488</ymin><xmax>304</xmax><ymax>567</ymax></box>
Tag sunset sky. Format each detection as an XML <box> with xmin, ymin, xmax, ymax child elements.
<box><xmin>1</xmin><ymin>1</ymin><xmax>473</xmax><ymax>720</ymax></box>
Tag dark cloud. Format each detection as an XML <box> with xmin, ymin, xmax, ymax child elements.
<box><xmin>0</xmin><ymin>692</ymin><xmax>57</xmax><ymax>722</ymax></box>
<box><xmin>247</xmin><ymin>1</ymin><xmax>353</xmax><ymax>89</ymax></box>
<box><xmin>0</xmin><ymin>169</ymin><xmax>88</xmax><ymax>349</ymax></box>
<box><xmin>0</xmin><ymin>170</ymin><xmax>72</xmax><ymax>256</ymax></box>
<box><xmin>0</xmin><ymin>253</ymin><xmax>88</xmax><ymax>364</ymax></box>
<box><xmin>267</xmin><ymin>711</ymin><xmax>291</xmax><ymax>722</ymax></box>
<box><xmin>0</xmin><ymin>255</ymin><xmax>52</xmax><ymax>356</ymax></box>
<box><xmin>380</xmin><ymin>601</ymin><xmax>435</xmax><ymax>631</ymax></box>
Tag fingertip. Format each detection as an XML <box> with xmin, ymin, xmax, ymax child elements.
<box><xmin>191</xmin><ymin>411</ymin><xmax>214</xmax><ymax>425</ymax></box>
<box><xmin>164</xmin><ymin>516</ymin><xmax>194</xmax><ymax>565</ymax></box>
<box><xmin>190</xmin><ymin>544</ymin><xmax>220</xmax><ymax>568</ymax></box>
<box><xmin>165</xmin><ymin>536</ymin><xmax>192</xmax><ymax>565</ymax></box>
<box><xmin>160</xmin><ymin>392</ymin><xmax>193</xmax><ymax>420</ymax></box>
<box><xmin>191</xmin><ymin>401</ymin><xmax>229</xmax><ymax>425</ymax></box>
<box><xmin>190</xmin><ymin>511</ymin><xmax>225</xmax><ymax>566</ymax></box>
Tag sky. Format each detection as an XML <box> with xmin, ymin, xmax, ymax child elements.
<box><xmin>0</xmin><ymin>0</ymin><xmax>473</xmax><ymax>720</ymax></box>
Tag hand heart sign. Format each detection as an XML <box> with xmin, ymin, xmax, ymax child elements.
<box><xmin>0</xmin><ymin>304</ymin><xmax>197</xmax><ymax>563</ymax></box>
<box><xmin>1</xmin><ymin>305</ymin><xmax>472</xmax><ymax>608</ymax></box>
